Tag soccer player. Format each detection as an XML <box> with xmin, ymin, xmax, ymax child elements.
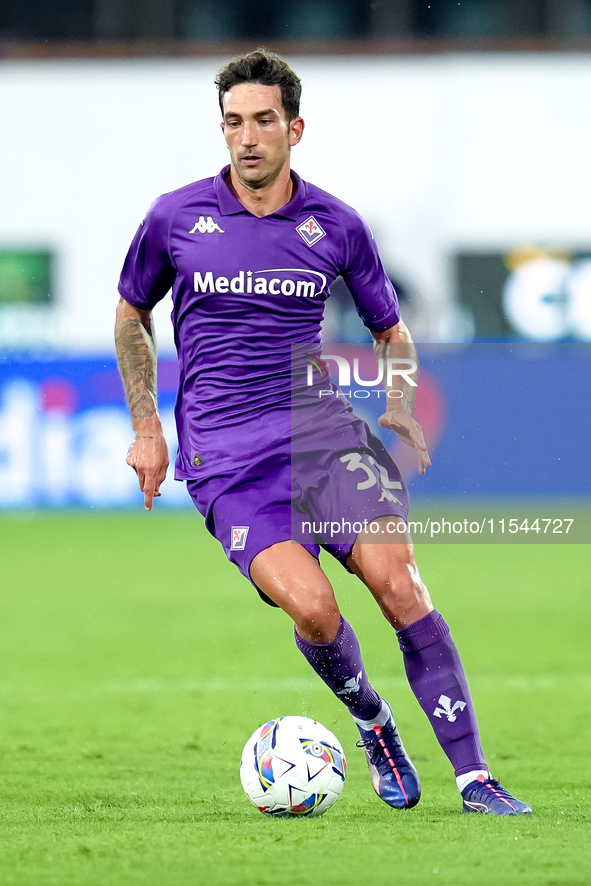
<box><xmin>115</xmin><ymin>49</ymin><xmax>531</xmax><ymax>815</ymax></box>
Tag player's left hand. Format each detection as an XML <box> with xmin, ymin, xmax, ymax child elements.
<box><xmin>378</xmin><ymin>408</ymin><xmax>432</xmax><ymax>475</ymax></box>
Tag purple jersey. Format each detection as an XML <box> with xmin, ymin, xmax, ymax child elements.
<box><xmin>118</xmin><ymin>166</ymin><xmax>399</xmax><ymax>480</ymax></box>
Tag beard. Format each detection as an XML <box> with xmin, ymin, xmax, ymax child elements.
<box><xmin>231</xmin><ymin>146</ymin><xmax>290</xmax><ymax>191</ymax></box>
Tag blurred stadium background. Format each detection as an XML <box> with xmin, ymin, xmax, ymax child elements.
<box><xmin>1</xmin><ymin>2</ymin><xmax>590</xmax><ymax>507</ymax></box>
<box><xmin>1</xmin><ymin>7</ymin><xmax>590</xmax><ymax>885</ymax></box>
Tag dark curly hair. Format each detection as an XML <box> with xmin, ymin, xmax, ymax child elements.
<box><xmin>215</xmin><ymin>48</ymin><xmax>302</xmax><ymax>121</ymax></box>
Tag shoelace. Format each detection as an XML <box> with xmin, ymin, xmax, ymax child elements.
<box><xmin>476</xmin><ymin>778</ymin><xmax>515</xmax><ymax>808</ymax></box>
<box><xmin>469</xmin><ymin>778</ymin><xmax>515</xmax><ymax>802</ymax></box>
<box><xmin>356</xmin><ymin>736</ymin><xmax>405</xmax><ymax>768</ymax></box>
<box><xmin>478</xmin><ymin>778</ymin><xmax>506</xmax><ymax>793</ymax></box>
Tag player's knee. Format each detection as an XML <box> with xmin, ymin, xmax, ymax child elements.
<box><xmin>293</xmin><ymin>593</ymin><xmax>340</xmax><ymax>643</ymax></box>
<box><xmin>365</xmin><ymin>561</ymin><xmax>432</xmax><ymax>628</ymax></box>
<box><xmin>372</xmin><ymin>565</ymin><xmax>421</xmax><ymax>605</ymax></box>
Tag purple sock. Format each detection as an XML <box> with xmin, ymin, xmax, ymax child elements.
<box><xmin>294</xmin><ymin>616</ymin><xmax>382</xmax><ymax>720</ymax></box>
<box><xmin>397</xmin><ymin>610</ymin><xmax>487</xmax><ymax>776</ymax></box>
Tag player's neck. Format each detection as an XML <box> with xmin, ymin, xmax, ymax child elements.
<box><xmin>228</xmin><ymin>166</ymin><xmax>293</xmax><ymax>218</ymax></box>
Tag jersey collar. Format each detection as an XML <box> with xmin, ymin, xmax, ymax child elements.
<box><xmin>214</xmin><ymin>165</ymin><xmax>305</xmax><ymax>220</ymax></box>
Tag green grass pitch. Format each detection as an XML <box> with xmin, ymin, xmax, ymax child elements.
<box><xmin>0</xmin><ymin>511</ymin><xmax>589</xmax><ymax>886</ymax></box>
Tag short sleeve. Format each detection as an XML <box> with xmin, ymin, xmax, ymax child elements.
<box><xmin>118</xmin><ymin>196</ymin><xmax>176</xmax><ymax>309</ymax></box>
<box><xmin>341</xmin><ymin>215</ymin><xmax>400</xmax><ymax>332</ymax></box>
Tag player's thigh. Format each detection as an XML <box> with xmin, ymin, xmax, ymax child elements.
<box><xmin>186</xmin><ymin>453</ymin><xmax>301</xmax><ymax>597</ymax></box>
<box><xmin>187</xmin><ymin>457</ymin><xmax>338</xmax><ymax>637</ymax></box>
<box><xmin>251</xmin><ymin>541</ymin><xmax>340</xmax><ymax>642</ymax></box>
<box><xmin>348</xmin><ymin>516</ymin><xmax>433</xmax><ymax>628</ymax></box>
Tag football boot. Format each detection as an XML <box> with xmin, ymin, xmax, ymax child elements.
<box><xmin>461</xmin><ymin>774</ymin><xmax>532</xmax><ymax>815</ymax></box>
<box><xmin>356</xmin><ymin>703</ymin><xmax>421</xmax><ymax>809</ymax></box>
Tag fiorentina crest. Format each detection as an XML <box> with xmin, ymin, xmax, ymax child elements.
<box><xmin>296</xmin><ymin>216</ymin><xmax>326</xmax><ymax>247</ymax></box>
<box><xmin>433</xmin><ymin>694</ymin><xmax>467</xmax><ymax>723</ymax></box>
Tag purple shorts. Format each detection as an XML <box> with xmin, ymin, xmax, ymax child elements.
<box><xmin>186</xmin><ymin>419</ymin><xmax>409</xmax><ymax>605</ymax></box>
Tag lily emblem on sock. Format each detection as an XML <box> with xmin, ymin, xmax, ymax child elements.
<box><xmin>433</xmin><ymin>694</ymin><xmax>466</xmax><ymax>722</ymax></box>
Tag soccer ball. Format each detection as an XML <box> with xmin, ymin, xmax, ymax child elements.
<box><xmin>240</xmin><ymin>716</ymin><xmax>346</xmax><ymax>817</ymax></box>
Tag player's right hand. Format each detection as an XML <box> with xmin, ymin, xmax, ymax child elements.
<box><xmin>126</xmin><ymin>431</ymin><xmax>170</xmax><ymax>511</ymax></box>
<box><xmin>378</xmin><ymin>408</ymin><xmax>432</xmax><ymax>475</ymax></box>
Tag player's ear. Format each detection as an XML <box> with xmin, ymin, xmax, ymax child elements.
<box><xmin>289</xmin><ymin>116</ymin><xmax>304</xmax><ymax>147</ymax></box>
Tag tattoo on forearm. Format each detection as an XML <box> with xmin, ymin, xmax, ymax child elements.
<box><xmin>115</xmin><ymin>318</ymin><xmax>158</xmax><ymax>422</ymax></box>
<box><xmin>373</xmin><ymin>338</ymin><xmax>418</xmax><ymax>415</ymax></box>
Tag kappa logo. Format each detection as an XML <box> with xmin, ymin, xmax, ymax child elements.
<box><xmin>189</xmin><ymin>216</ymin><xmax>225</xmax><ymax>234</ymax></box>
<box><xmin>230</xmin><ymin>526</ymin><xmax>249</xmax><ymax>551</ymax></box>
<box><xmin>433</xmin><ymin>694</ymin><xmax>467</xmax><ymax>723</ymax></box>
<box><xmin>296</xmin><ymin>216</ymin><xmax>326</xmax><ymax>247</ymax></box>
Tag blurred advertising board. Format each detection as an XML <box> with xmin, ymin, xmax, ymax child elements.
<box><xmin>0</xmin><ymin>345</ymin><xmax>589</xmax><ymax>509</ymax></box>
<box><xmin>0</xmin><ymin>358</ymin><xmax>182</xmax><ymax>508</ymax></box>
<box><xmin>456</xmin><ymin>249</ymin><xmax>591</xmax><ymax>342</ymax></box>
